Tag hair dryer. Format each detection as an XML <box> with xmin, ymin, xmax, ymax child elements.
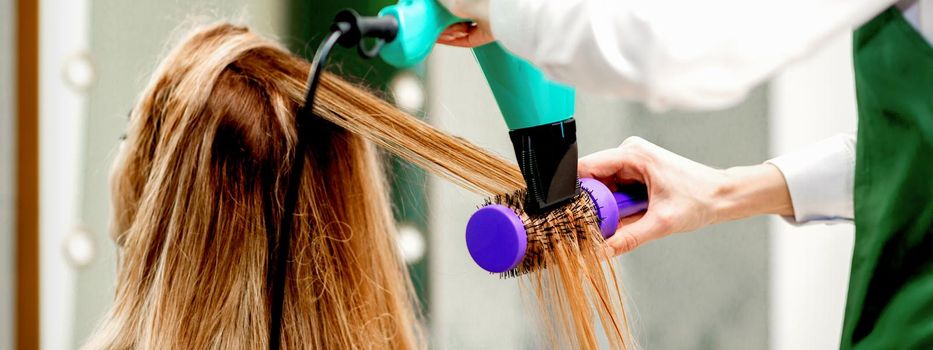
<box><xmin>378</xmin><ymin>0</ymin><xmax>579</xmax><ymax>214</ymax></box>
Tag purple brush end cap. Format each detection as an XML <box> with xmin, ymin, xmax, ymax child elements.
<box><xmin>465</xmin><ymin>204</ymin><xmax>528</xmax><ymax>273</ymax></box>
<box><xmin>580</xmin><ymin>178</ymin><xmax>620</xmax><ymax>239</ymax></box>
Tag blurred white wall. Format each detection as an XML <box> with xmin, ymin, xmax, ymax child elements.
<box><xmin>769</xmin><ymin>33</ymin><xmax>857</xmax><ymax>350</ymax></box>
<box><xmin>1</xmin><ymin>0</ymin><xmax>16</xmax><ymax>348</ymax></box>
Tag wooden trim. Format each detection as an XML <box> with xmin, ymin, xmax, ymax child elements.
<box><xmin>15</xmin><ymin>0</ymin><xmax>40</xmax><ymax>348</ymax></box>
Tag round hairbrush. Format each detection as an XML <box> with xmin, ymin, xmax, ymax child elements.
<box><xmin>465</xmin><ymin>178</ymin><xmax>648</xmax><ymax>275</ymax></box>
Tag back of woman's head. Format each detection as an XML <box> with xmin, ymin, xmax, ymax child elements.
<box><xmin>89</xmin><ymin>20</ymin><xmax>632</xmax><ymax>350</ymax></box>
<box><xmin>88</xmin><ymin>23</ymin><xmax>422</xmax><ymax>349</ymax></box>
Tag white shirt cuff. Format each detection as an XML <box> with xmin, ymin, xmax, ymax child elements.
<box><xmin>766</xmin><ymin>133</ymin><xmax>856</xmax><ymax>225</ymax></box>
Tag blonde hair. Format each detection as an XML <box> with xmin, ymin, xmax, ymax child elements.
<box><xmin>86</xmin><ymin>22</ymin><xmax>631</xmax><ymax>349</ymax></box>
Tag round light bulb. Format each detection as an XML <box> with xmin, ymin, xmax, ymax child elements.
<box><xmin>64</xmin><ymin>227</ymin><xmax>95</xmax><ymax>268</ymax></box>
<box><xmin>396</xmin><ymin>223</ymin><xmax>426</xmax><ymax>264</ymax></box>
<box><xmin>389</xmin><ymin>71</ymin><xmax>425</xmax><ymax>114</ymax></box>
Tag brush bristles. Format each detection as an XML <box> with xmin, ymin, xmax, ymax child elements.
<box><xmin>483</xmin><ymin>188</ymin><xmax>604</xmax><ymax>278</ymax></box>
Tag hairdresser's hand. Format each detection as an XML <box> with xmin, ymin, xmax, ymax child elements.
<box><xmin>436</xmin><ymin>0</ymin><xmax>494</xmax><ymax>47</ymax></box>
<box><xmin>579</xmin><ymin>137</ymin><xmax>794</xmax><ymax>256</ymax></box>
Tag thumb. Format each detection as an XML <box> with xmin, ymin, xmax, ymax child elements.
<box><xmin>604</xmin><ymin>214</ymin><xmax>665</xmax><ymax>256</ymax></box>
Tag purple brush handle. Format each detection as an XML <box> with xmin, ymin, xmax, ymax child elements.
<box><xmin>465</xmin><ymin>178</ymin><xmax>649</xmax><ymax>273</ymax></box>
<box><xmin>581</xmin><ymin>178</ymin><xmax>649</xmax><ymax>239</ymax></box>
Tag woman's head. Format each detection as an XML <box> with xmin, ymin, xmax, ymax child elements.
<box><xmin>91</xmin><ymin>20</ymin><xmax>630</xmax><ymax>350</ymax></box>
<box><xmin>94</xmin><ymin>23</ymin><xmax>422</xmax><ymax>349</ymax></box>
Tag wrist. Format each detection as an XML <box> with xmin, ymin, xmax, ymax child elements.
<box><xmin>713</xmin><ymin>164</ymin><xmax>794</xmax><ymax>223</ymax></box>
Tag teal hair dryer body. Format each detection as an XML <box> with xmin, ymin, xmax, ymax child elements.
<box><xmin>379</xmin><ymin>0</ymin><xmax>578</xmax><ymax>213</ymax></box>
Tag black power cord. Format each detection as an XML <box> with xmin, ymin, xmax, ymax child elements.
<box><xmin>267</xmin><ymin>9</ymin><xmax>397</xmax><ymax>350</ymax></box>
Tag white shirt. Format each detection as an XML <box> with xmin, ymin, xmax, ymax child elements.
<box><xmin>489</xmin><ymin>0</ymin><xmax>932</xmax><ymax>224</ymax></box>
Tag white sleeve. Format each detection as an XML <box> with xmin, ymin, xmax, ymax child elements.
<box><xmin>489</xmin><ymin>0</ymin><xmax>896</xmax><ymax>111</ymax></box>
<box><xmin>766</xmin><ymin>133</ymin><xmax>856</xmax><ymax>224</ymax></box>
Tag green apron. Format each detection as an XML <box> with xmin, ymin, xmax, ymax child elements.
<box><xmin>843</xmin><ymin>7</ymin><xmax>933</xmax><ymax>349</ymax></box>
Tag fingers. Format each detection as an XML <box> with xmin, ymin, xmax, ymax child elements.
<box><xmin>438</xmin><ymin>23</ymin><xmax>471</xmax><ymax>43</ymax></box>
<box><xmin>618</xmin><ymin>211</ymin><xmax>644</xmax><ymax>226</ymax></box>
<box><xmin>604</xmin><ymin>213</ymin><xmax>666</xmax><ymax>256</ymax></box>
<box><xmin>436</xmin><ymin>22</ymin><xmax>494</xmax><ymax>47</ymax></box>
<box><xmin>578</xmin><ymin>147</ymin><xmax>631</xmax><ymax>179</ymax></box>
<box><xmin>580</xmin><ymin>137</ymin><xmax>671</xmax><ymax>256</ymax></box>
<box><xmin>578</xmin><ymin>143</ymin><xmax>650</xmax><ymax>183</ymax></box>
